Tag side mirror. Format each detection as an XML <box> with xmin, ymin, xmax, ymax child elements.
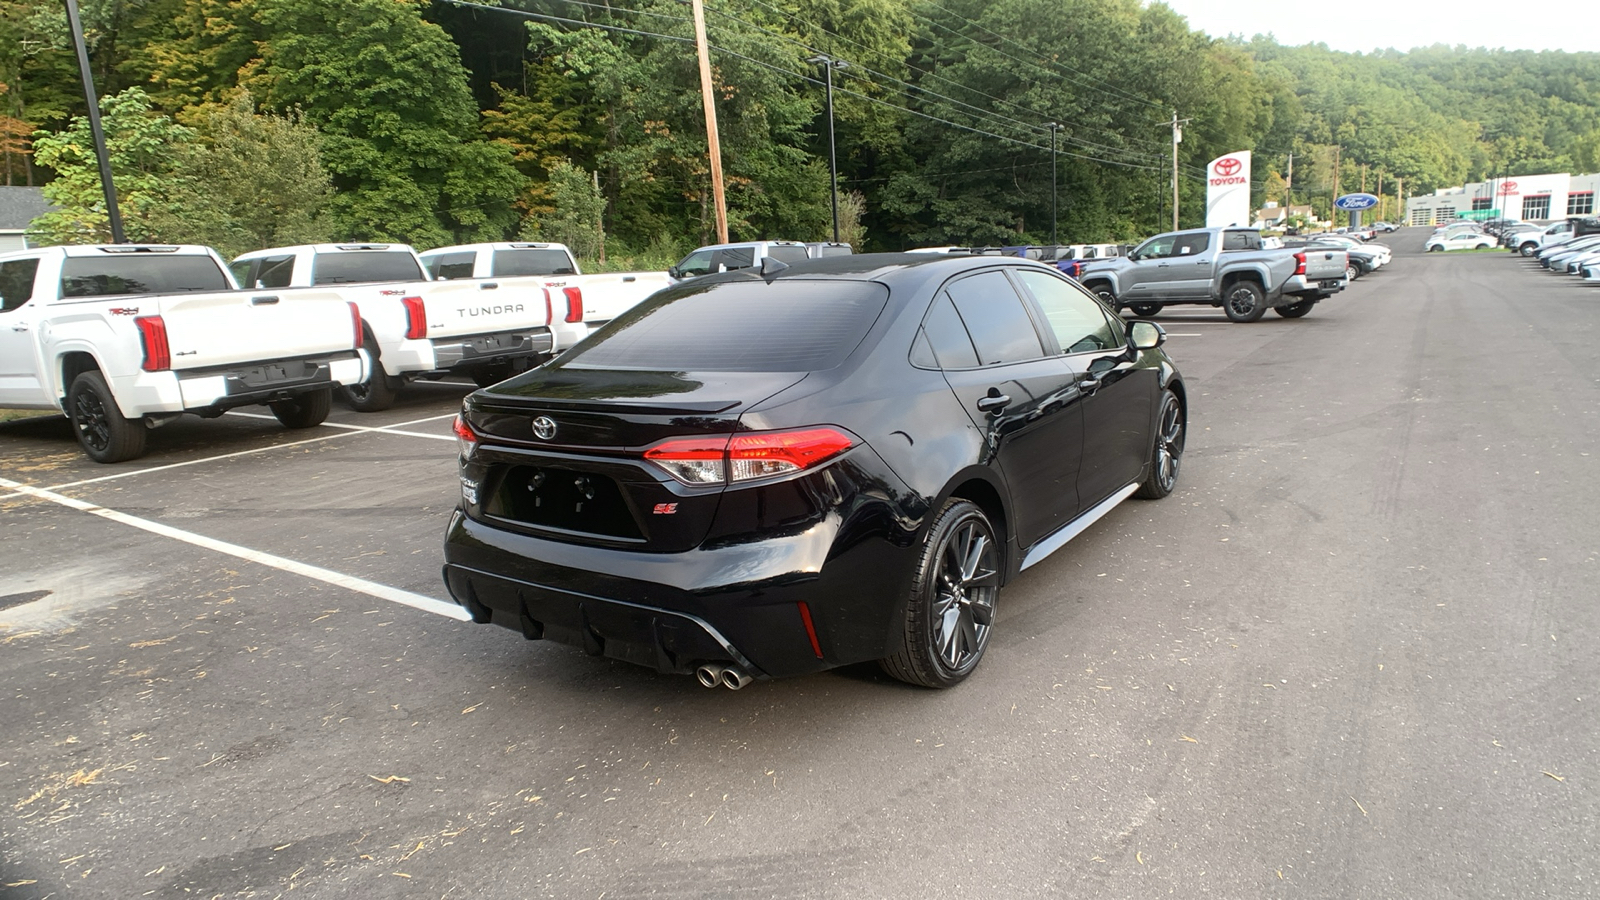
<box><xmin>667</xmin><ymin>266</ymin><xmax>680</xmax><ymax>280</ymax></box>
<box><xmin>1129</xmin><ymin>321</ymin><xmax>1165</xmax><ymax>351</ymax></box>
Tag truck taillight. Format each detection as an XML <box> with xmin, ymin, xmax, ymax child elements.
<box><xmin>348</xmin><ymin>302</ymin><xmax>363</xmax><ymax>349</ymax></box>
<box><xmin>644</xmin><ymin>427</ymin><xmax>855</xmax><ymax>486</ymax></box>
<box><xmin>402</xmin><ymin>296</ymin><xmax>427</xmax><ymax>340</ymax></box>
<box><xmin>542</xmin><ymin>288</ymin><xmax>553</xmax><ymax>328</ymax></box>
<box><xmin>563</xmin><ymin>286</ymin><xmax>583</xmax><ymax>324</ymax></box>
<box><xmin>134</xmin><ymin>316</ymin><xmax>170</xmax><ymax>372</ymax></box>
<box><xmin>1293</xmin><ymin>252</ymin><xmax>1306</xmax><ymax>276</ymax></box>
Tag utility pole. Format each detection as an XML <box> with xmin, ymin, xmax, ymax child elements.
<box><xmin>1361</xmin><ymin>164</ymin><xmax>1367</xmax><ymax>193</ymax></box>
<box><xmin>64</xmin><ymin>0</ymin><xmax>124</xmax><ymax>243</ymax></box>
<box><xmin>808</xmin><ymin>54</ymin><xmax>848</xmax><ymax>244</ymax></box>
<box><xmin>1045</xmin><ymin>122</ymin><xmax>1061</xmax><ymax>244</ymax></box>
<box><xmin>690</xmin><ymin>0</ymin><xmax>728</xmax><ymax>243</ymax></box>
<box><xmin>1285</xmin><ymin>151</ymin><xmax>1294</xmax><ymax>209</ymax></box>
<box><xmin>1170</xmin><ymin>111</ymin><xmax>1190</xmax><ymax>231</ymax></box>
<box><xmin>1332</xmin><ymin>144</ymin><xmax>1341</xmax><ymax>224</ymax></box>
<box><xmin>1397</xmin><ymin>177</ymin><xmax>1404</xmax><ymax>225</ymax></box>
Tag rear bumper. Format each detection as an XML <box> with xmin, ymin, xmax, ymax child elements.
<box><xmin>381</xmin><ymin>329</ymin><xmax>554</xmax><ymax>375</ymax></box>
<box><xmin>1281</xmin><ymin>274</ymin><xmax>1345</xmax><ymax>298</ymax></box>
<box><xmin>111</xmin><ymin>351</ymin><xmax>359</xmax><ymax>417</ymax></box>
<box><xmin>441</xmin><ymin>494</ymin><xmax>920</xmax><ymax>679</ymax></box>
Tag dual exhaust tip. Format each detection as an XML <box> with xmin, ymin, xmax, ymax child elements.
<box><xmin>696</xmin><ymin>663</ymin><xmax>753</xmax><ymax>691</ymax></box>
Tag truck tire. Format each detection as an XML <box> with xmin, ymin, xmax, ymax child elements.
<box><xmin>1222</xmin><ymin>280</ymin><xmax>1267</xmax><ymax>323</ymax></box>
<box><xmin>342</xmin><ymin>336</ymin><xmax>399</xmax><ymax>412</ymax></box>
<box><xmin>1083</xmin><ymin>281</ymin><xmax>1115</xmax><ymax>307</ymax></box>
<box><xmin>68</xmin><ymin>370</ymin><xmax>147</xmax><ymax>463</ymax></box>
<box><xmin>1519</xmin><ymin>242</ymin><xmax>1538</xmax><ymax>257</ymax></box>
<box><xmin>269</xmin><ymin>388</ymin><xmax>332</xmax><ymax>429</ymax></box>
<box><xmin>1274</xmin><ymin>299</ymin><xmax>1316</xmax><ymax>318</ymax></box>
<box><xmin>1128</xmin><ymin>303</ymin><xmax>1161</xmax><ymax>318</ymax></box>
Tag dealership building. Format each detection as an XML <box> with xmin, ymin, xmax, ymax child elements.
<box><xmin>1406</xmin><ymin>172</ymin><xmax>1600</xmax><ymax>226</ymax></box>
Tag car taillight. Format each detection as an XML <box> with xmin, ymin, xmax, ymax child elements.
<box><xmin>402</xmin><ymin>296</ymin><xmax>427</xmax><ymax>340</ymax></box>
<box><xmin>452</xmin><ymin>414</ymin><xmax>478</xmax><ymax>459</ymax></box>
<box><xmin>563</xmin><ymin>286</ymin><xmax>583</xmax><ymax>323</ymax></box>
<box><xmin>1292</xmin><ymin>252</ymin><xmax>1306</xmax><ymax>276</ymax></box>
<box><xmin>542</xmin><ymin>288</ymin><xmax>553</xmax><ymax>327</ymax></box>
<box><xmin>134</xmin><ymin>316</ymin><xmax>170</xmax><ymax>372</ymax></box>
<box><xmin>348</xmin><ymin>302</ymin><xmax>363</xmax><ymax>349</ymax></box>
<box><xmin>644</xmin><ymin>427</ymin><xmax>854</xmax><ymax>486</ymax></box>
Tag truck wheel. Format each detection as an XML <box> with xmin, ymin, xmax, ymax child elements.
<box><xmin>1222</xmin><ymin>281</ymin><xmax>1267</xmax><ymax>323</ymax></box>
<box><xmin>1135</xmin><ymin>389</ymin><xmax>1184</xmax><ymax>499</ymax></box>
<box><xmin>1084</xmin><ymin>282</ymin><xmax>1115</xmax><ymax>307</ymax></box>
<box><xmin>1519</xmin><ymin>242</ymin><xmax>1538</xmax><ymax>257</ymax></box>
<box><xmin>1275</xmin><ymin>299</ymin><xmax>1317</xmax><ymax>318</ymax></box>
<box><xmin>342</xmin><ymin>338</ymin><xmax>398</xmax><ymax>412</ymax></box>
<box><xmin>880</xmin><ymin>499</ymin><xmax>999</xmax><ymax>689</ymax></box>
<box><xmin>68</xmin><ymin>370</ymin><xmax>147</xmax><ymax>463</ymax></box>
<box><xmin>1128</xmin><ymin>303</ymin><xmax>1161</xmax><ymax>318</ymax></box>
<box><xmin>269</xmin><ymin>388</ymin><xmax>332</xmax><ymax>429</ymax></box>
<box><xmin>1345</xmin><ymin>262</ymin><xmax>1359</xmax><ymax>280</ymax></box>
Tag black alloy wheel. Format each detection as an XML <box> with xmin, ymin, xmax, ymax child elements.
<box><xmin>1274</xmin><ymin>299</ymin><xmax>1316</xmax><ymax>318</ymax></box>
<box><xmin>68</xmin><ymin>370</ymin><xmax>147</xmax><ymax>463</ymax></box>
<box><xmin>1135</xmin><ymin>389</ymin><xmax>1185</xmax><ymax>499</ymax></box>
<box><xmin>1128</xmin><ymin>302</ymin><xmax>1161</xmax><ymax>318</ymax></box>
<box><xmin>342</xmin><ymin>334</ymin><xmax>399</xmax><ymax>412</ymax></box>
<box><xmin>1086</xmin><ymin>283</ymin><xmax>1116</xmax><ymax>307</ymax></box>
<box><xmin>881</xmin><ymin>500</ymin><xmax>999</xmax><ymax>688</ymax></box>
<box><xmin>1222</xmin><ymin>280</ymin><xmax>1267</xmax><ymax>323</ymax></box>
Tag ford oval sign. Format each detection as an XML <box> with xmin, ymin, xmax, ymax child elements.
<box><xmin>1334</xmin><ymin>192</ymin><xmax>1380</xmax><ymax>211</ymax></box>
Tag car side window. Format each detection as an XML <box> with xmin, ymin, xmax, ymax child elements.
<box><xmin>1013</xmin><ymin>270</ymin><xmax>1120</xmax><ymax>354</ymax></box>
<box><xmin>253</xmin><ymin>255</ymin><xmax>295</xmax><ymax>289</ymax></box>
<box><xmin>676</xmin><ymin>250</ymin><xmax>714</xmax><ymax>277</ymax></box>
<box><xmin>713</xmin><ymin>247</ymin><xmax>755</xmax><ymax>271</ymax></box>
<box><xmin>1175</xmin><ymin>233</ymin><xmax>1211</xmax><ymax>255</ymax></box>
<box><xmin>945</xmin><ymin>271</ymin><xmax>1045</xmax><ymax>366</ymax></box>
<box><xmin>0</xmin><ymin>257</ymin><xmax>41</xmax><ymax>313</ymax></box>
<box><xmin>1136</xmin><ymin>235</ymin><xmax>1175</xmax><ymax>260</ymax></box>
<box><xmin>228</xmin><ymin>260</ymin><xmax>255</xmax><ymax>289</ymax></box>
<box><xmin>430</xmin><ymin>251</ymin><xmax>477</xmax><ymax>280</ymax></box>
<box><xmin>917</xmin><ymin>293</ymin><xmax>981</xmax><ymax>369</ymax></box>
<box><xmin>1222</xmin><ymin>231</ymin><xmax>1259</xmax><ymax>251</ymax></box>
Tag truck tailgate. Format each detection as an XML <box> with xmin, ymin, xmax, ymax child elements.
<box><xmin>157</xmin><ymin>288</ymin><xmax>356</xmax><ymax>371</ymax></box>
<box><xmin>1299</xmin><ymin>248</ymin><xmax>1347</xmax><ymax>281</ymax></box>
<box><xmin>562</xmin><ymin>272</ymin><xmax>673</xmax><ymax>323</ymax></box>
<box><xmin>403</xmin><ymin>279</ymin><xmax>552</xmax><ymax>339</ymax></box>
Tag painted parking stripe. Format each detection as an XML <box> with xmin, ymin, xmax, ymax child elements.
<box><xmin>40</xmin><ymin>413</ymin><xmax>460</xmax><ymax>492</ymax></box>
<box><xmin>0</xmin><ymin>476</ymin><xmax>470</xmax><ymax>622</ymax></box>
<box><xmin>226</xmin><ymin>411</ymin><xmax>455</xmax><ymax>440</ymax></box>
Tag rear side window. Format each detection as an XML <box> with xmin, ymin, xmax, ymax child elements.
<box><xmin>712</xmin><ymin>247</ymin><xmax>755</xmax><ymax>271</ymax></box>
<box><xmin>917</xmin><ymin>293</ymin><xmax>980</xmax><ymax>369</ymax></box>
<box><xmin>767</xmin><ymin>246</ymin><xmax>810</xmax><ymax>265</ymax></box>
<box><xmin>1174</xmin><ymin>233</ymin><xmax>1211</xmax><ymax>255</ymax></box>
<box><xmin>427</xmin><ymin>252</ymin><xmax>477</xmax><ymax>280</ymax></box>
<box><xmin>1222</xmin><ymin>231</ymin><xmax>1261</xmax><ymax>251</ymax></box>
<box><xmin>945</xmin><ymin>271</ymin><xmax>1044</xmax><ymax>366</ymax></box>
<box><xmin>311</xmin><ymin>251</ymin><xmax>423</xmax><ymax>285</ymax></box>
<box><xmin>0</xmin><ymin>257</ymin><xmax>40</xmax><ymax>312</ymax></box>
<box><xmin>60</xmin><ymin>255</ymin><xmax>231</xmax><ymax>297</ymax></box>
<box><xmin>492</xmin><ymin>248</ymin><xmax>575</xmax><ymax>277</ymax></box>
<box><xmin>252</xmin><ymin>255</ymin><xmax>295</xmax><ymax>289</ymax></box>
<box><xmin>564</xmin><ymin>279</ymin><xmax>887</xmax><ymax>372</ymax></box>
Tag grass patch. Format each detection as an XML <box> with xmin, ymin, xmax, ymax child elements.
<box><xmin>0</xmin><ymin>408</ymin><xmax>54</xmax><ymax>423</ymax></box>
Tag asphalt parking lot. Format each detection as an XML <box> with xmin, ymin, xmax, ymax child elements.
<box><xmin>3</xmin><ymin>229</ymin><xmax>1597</xmax><ymax>899</ymax></box>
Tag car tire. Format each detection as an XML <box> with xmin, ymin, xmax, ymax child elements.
<box><xmin>1274</xmin><ymin>299</ymin><xmax>1316</xmax><ymax>318</ymax></box>
<box><xmin>1519</xmin><ymin>242</ymin><xmax>1538</xmax><ymax>257</ymax></box>
<box><xmin>1128</xmin><ymin>302</ymin><xmax>1161</xmax><ymax>318</ymax></box>
<box><xmin>1222</xmin><ymin>280</ymin><xmax>1267</xmax><ymax>323</ymax></box>
<box><xmin>880</xmin><ymin>499</ymin><xmax>999</xmax><ymax>689</ymax></box>
<box><xmin>268</xmin><ymin>388</ymin><xmax>332</xmax><ymax>429</ymax></box>
<box><xmin>1428</xmin><ymin>245</ymin><xmax>1443</xmax><ymax>252</ymax></box>
<box><xmin>68</xmin><ymin>370</ymin><xmax>147</xmax><ymax>463</ymax></box>
<box><xmin>1135</xmin><ymin>389</ymin><xmax>1185</xmax><ymax>500</ymax></box>
<box><xmin>1345</xmin><ymin>263</ymin><xmax>1359</xmax><ymax>280</ymax></box>
<box><xmin>342</xmin><ymin>336</ymin><xmax>399</xmax><ymax>412</ymax></box>
<box><xmin>1084</xmin><ymin>282</ymin><xmax>1115</xmax><ymax>307</ymax></box>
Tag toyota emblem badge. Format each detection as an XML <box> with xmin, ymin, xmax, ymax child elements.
<box><xmin>532</xmin><ymin>416</ymin><xmax>557</xmax><ymax>440</ymax></box>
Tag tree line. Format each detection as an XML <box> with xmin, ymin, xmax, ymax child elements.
<box><xmin>3</xmin><ymin>0</ymin><xmax>1597</xmax><ymax>262</ymax></box>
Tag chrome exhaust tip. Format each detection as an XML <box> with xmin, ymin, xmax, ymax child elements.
<box><xmin>720</xmin><ymin>668</ymin><xmax>753</xmax><ymax>691</ymax></box>
<box><xmin>695</xmin><ymin>664</ymin><xmax>725</xmax><ymax>689</ymax></box>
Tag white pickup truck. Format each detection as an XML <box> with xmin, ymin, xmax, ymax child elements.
<box><xmin>230</xmin><ymin>243</ymin><xmax>557</xmax><ymax>410</ymax></box>
<box><xmin>0</xmin><ymin>244</ymin><xmax>363</xmax><ymax>462</ymax></box>
<box><xmin>418</xmin><ymin>242</ymin><xmax>672</xmax><ymax>340</ymax></box>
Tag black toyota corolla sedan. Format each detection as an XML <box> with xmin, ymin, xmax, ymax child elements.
<box><xmin>442</xmin><ymin>253</ymin><xmax>1186</xmax><ymax>689</ymax></box>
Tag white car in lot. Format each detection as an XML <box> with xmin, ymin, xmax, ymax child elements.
<box><xmin>1425</xmin><ymin>232</ymin><xmax>1496</xmax><ymax>252</ymax></box>
<box><xmin>1512</xmin><ymin>221</ymin><xmax>1576</xmax><ymax>257</ymax></box>
<box><xmin>0</xmin><ymin>244</ymin><xmax>363</xmax><ymax>462</ymax></box>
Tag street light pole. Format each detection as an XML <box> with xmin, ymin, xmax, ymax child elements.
<box><xmin>808</xmin><ymin>54</ymin><xmax>848</xmax><ymax>244</ymax></box>
<box><xmin>1045</xmin><ymin>122</ymin><xmax>1061</xmax><ymax>245</ymax></box>
<box><xmin>63</xmin><ymin>0</ymin><xmax>124</xmax><ymax>243</ymax></box>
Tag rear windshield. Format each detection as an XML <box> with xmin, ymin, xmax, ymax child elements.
<box><xmin>310</xmin><ymin>251</ymin><xmax>423</xmax><ymax>285</ymax></box>
<box><xmin>767</xmin><ymin>245</ymin><xmax>811</xmax><ymax>265</ymax></box>
<box><xmin>564</xmin><ymin>278</ymin><xmax>888</xmax><ymax>372</ymax></box>
<box><xmin>492</xmin><ymin>248</ymin><xmax>576</xmax><ymax>277</ymax></box>
<box><xmin>60</xmin><ymin>255</ymin><xmax>231</xmax><ymax>298</ymax></box>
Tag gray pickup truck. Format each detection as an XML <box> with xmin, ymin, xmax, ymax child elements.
<box><xmin>1077</xmin><ymin>227</ymin><xmax>1347</xmax><ymax>322</ymax></box>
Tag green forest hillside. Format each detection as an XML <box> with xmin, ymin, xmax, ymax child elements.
<box><xmin>3</xmin><ymin>0</ymin><xmax>1597</xmax><ymax>259</ymax></box>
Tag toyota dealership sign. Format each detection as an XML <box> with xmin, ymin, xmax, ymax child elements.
<box><xmin>1205</xmin><ymin>151</ymin><xmax>1252</xmax><ymax>227</ymax></box>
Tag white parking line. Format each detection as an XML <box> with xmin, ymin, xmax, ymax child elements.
<box><xmin>0</xmin><ymin>476</ymin><xmax>469</xmax><ymax>622</ymax></box>
<box><xmin>41</xmin><ymin>413</ymin><xmax>460</xmax><ymax>491</ymax></box>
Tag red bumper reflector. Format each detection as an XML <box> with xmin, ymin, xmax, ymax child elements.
<box><xmin>797</xmin><ymin>601</ymin><xmax>824</xmax><ymax>658</ymax></box>
<box><xmin>134</xmin><ymin>315</ymin><xmax>170</xmax><ymax>371</ymax></box>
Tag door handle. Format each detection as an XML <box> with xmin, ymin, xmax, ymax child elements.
<box><xmin>1079</xmin><ymin>375</ymin><xmax>1103</xmax><ymax>393</ymax></box>
<box><xmin>976</xmin><ymin>392</ymin><xmax>1010</xmax><ymax>413</ymax></box>
<box><xmin>480</xmin><ymin>282</ymin><xmax>499</xmax><ymax>290</ymax></box>
<box><xmin>12</xmin><ymin>324</ymin><xmax>28</xmax><ymax>332</ymax></box>
<box><xmin>250</xmin><ymin>295</ymin><xmax>279</xmax><ymax>305</ymax></box>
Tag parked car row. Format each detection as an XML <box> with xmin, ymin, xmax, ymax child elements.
<box><xmin>1522</xmin><ymin>225</ymin><xmax>1600</xmax><ymax>282</ymax></box>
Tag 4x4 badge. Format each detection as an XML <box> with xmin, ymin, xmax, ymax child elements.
<box><xmin>532</xmin><ymin>416</ymin><xmax>557</xmax><ymax>440</ymax></box>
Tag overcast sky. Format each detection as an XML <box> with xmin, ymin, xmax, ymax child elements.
<box><xmin>1155</xmin><ymin>0</ymin><xmax>1600</xmax><ymax>54</ymax></box>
